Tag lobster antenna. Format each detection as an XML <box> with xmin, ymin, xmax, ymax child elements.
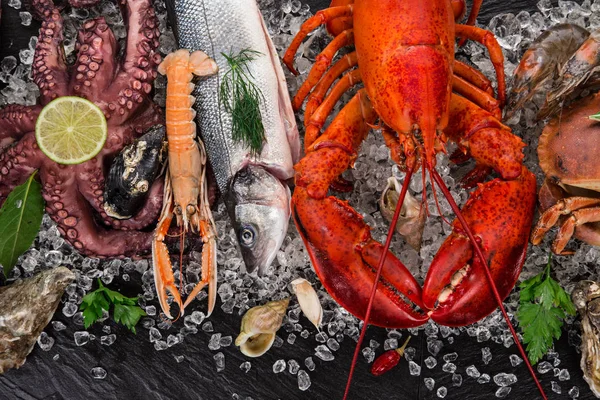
<box><xmin>430</xmin><ymin>168</ymin><xmax>548</xmax><ymax>400</ymax></box>
<box><xmin>343</xmin><ymin>167</ymin><xmax>415</xmax><ymax>400</ymax></box>
<box><xmin>428</xmin><ymin>167</ymin><xmax>452</xmax><ymax>227</ymax></box>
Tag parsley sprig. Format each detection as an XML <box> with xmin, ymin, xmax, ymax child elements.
<box><xmin>80</xmin><ymin>280</ymin><xmax>146</xmax><ymax>333</ymax></box>
<box><xmin>516</xmin><ymin>253</ymin><xmax>576</xmax><ymax>364</ymax></box>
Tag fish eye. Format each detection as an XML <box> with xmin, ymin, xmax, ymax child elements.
<box><xmin>239</xmin><ymin>225</ymin><xmax>256</xmax><ymax>247</ymax></box>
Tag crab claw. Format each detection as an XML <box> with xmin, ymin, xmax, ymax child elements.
<box><xmin>292</xmin><ymin>187</ymin><xmax>429</xmax><ymax>328</ymax></box>
<box><xmin>423</xmin><ymin>167</ymin><xmax>537</xmax><ymax>326</ymax></box>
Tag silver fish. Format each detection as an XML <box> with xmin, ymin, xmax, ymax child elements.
<box><xmin>166</xmin><ymin>0</ymin><xmax>300</xmax><ymax>274</ymax></box>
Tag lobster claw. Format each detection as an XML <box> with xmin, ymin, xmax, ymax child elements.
<box><xmin>423</xmin><ymin>167</ymin><xmax>537</xmax><ymax>326</ymax></box>
<box><xmin>292</xmin><ymin>187</ymin><xmax>429</xmax><ymax>328</ymax></box>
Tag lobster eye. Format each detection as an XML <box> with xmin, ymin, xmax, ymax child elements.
<box><xmin>239</xmin><ymin>225</ymin><xmax>256</xmax><ymax>247</ymax></box>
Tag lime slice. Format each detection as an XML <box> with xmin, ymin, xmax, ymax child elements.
<box><xmin>35</xmin><ymin>96</ymin><xmax>107</xmax><ymax>165</ymax></box>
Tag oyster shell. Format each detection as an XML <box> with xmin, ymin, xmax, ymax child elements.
<box><xmin>235</xmin><ymin>298</ymin><xmax>289</xmax><ymax>357</ymax></box>
<box><xmin>379</xmin><ymin>176</ymin><xmax>426</xmax><ymax>251</ymax></box>
<box><xmin>572</xmin><ymin>280</ymin><xmax>600</xmax><ymax>397</ymax></box>
<box><xmin>0</xmin><ymin>267</ymin><xmax>75</xmax><ymax>373</ymax></box>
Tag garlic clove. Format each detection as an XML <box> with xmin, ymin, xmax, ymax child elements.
<box><xmin>235</xmin><ymin>298</ymin><xmax>289</xmax><ymax>357</ymax></box>
<box><xmin>291</xmin><ymin>278</ymin><xmax>322</xmax><ymax>330</ymax></box>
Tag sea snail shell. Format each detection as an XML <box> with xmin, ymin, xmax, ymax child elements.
<box><xmin>235</xmin><ymin>298</ymin><xmax>290</xmax><ymax>357</ymax></box>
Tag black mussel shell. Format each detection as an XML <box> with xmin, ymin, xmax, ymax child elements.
<box><xmin>103</xmin><ymin>125</ymin><xmax>166</xmax><ymax>219</ymax></box>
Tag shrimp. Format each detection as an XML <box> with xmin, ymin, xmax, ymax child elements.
<box><xmin>153</xmin><ymin>49</ymin><xmax>218</xmax><ymax>319</ymax></box>
<box><xmin>506</xmin><ymin>23</ymin><xmax>589</xmax><ymax>118</ymax></box>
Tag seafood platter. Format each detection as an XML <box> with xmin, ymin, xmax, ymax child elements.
<box><xmin>4</xmin><ymin>0</ymin><xmax>600</xmax><ymax>398</ymax></box>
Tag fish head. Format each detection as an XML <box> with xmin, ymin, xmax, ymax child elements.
<box><xmin>225</xmin><ymin>165</ymin><xmax>290</xmax><ymax>275</ymax></box>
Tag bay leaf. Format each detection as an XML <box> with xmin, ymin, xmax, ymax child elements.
<box><xmin>0</xmin><ymin>171</ymin><xmax>44</xmax><ymax>277</ymax></box>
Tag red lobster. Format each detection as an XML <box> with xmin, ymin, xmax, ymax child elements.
<box><xmin>284</xmin><ymin>0</ymin><xmax>546</xmax><ymax>398</ymax></box>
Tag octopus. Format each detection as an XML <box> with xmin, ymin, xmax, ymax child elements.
<box><xmin>0</xmin><ymin>0</ymin><xmax>164</xmax><ymax>258</ymax></box>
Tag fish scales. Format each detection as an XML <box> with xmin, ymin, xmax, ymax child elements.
<box><xmin>167</xmin><ymin>0</ymin><xmax>299</xmax><ymax>193</ymax></box>
<box><xmin>166</xmin><ymin>0</ymin><xmax>300</xmax><ymax>273</ymax></box>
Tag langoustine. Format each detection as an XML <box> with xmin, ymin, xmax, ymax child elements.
<box><xmin>153</xmin><ymin>49</ymin><xmax>218</xmax><ymax>318</ymax></box>
<box><xmin>165</xmin><ymin>0</ymin><xmax>300</xmax><ymax>275</ymax></box>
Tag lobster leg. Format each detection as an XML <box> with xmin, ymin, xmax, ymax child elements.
<box><xmin>445</xmin><ymin>94</ymin><xmax>524</xmax><ymax>183</ymax></box>
<box><xmin>294</xmin><ymin>30</ymin><xmax>354</xmax><ymax>109</ymax></box>
<box><xmin>325</xmin><ymin>0</ymin><xmax>355</xmax><ymax>36</ymax></box>
<box><xmin>305</xmin><ymin>69</ymin><xmax>362</xmax><ymax>148</ymax></box>
<box><xmin>283</xmin><ymin>6</ymin><xmax>354</xmax><ymax>74</ymax></box>
<box><xmin>295</xmin><ymin>90</ymin><xmax>428</xmax><ymax>327</ymax></box>
<box><xmin>454</xmin><ymin>60</ymin><xmax>494</xmax><ymax>96</ymax></box>
<box><xmin>455</xmin><ymin>25</ymin><xmax>507</xmax><ymax>106</ymax></box>
<box><xmin>453</xmin><ymin>76</ymin><xmax>501</xmax><ymax>119</ymax></box>
<box><xmin>300</xmin><ymin>51</ymin><xmax>358</xmax><ymax>114</ymax></box>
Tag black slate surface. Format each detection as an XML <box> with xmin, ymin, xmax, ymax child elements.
<box><xmin>0</xmin><ymin>0</ymin><xmax>596</xmax><ymax>399</ymax></box>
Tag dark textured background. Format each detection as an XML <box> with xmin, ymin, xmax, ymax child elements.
<box><xmin>0</xmin><ymin>0</ymin><xmax>595</xmax><ymax>399</ymax></box>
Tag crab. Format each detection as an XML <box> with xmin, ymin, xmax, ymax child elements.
<box><xmin>531</xmin><ymin>92</ymin><xmax>600</xmax><ymax>254</ymax></box>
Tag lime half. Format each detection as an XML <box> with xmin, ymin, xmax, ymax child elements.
<box><xmin>35</xmin><ymin>96</ymin><xmax>107</xmax><ymax>165</ymax></box>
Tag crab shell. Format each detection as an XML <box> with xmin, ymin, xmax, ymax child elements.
<box><xmin>538</xmin><ymin>91</ymin><xmax>600</xmax><ymax>247</ymax></box>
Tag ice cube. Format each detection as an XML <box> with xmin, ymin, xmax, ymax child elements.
<box><xmin>91</xmin><ymin>367</ymin><xmax>107</xmax><ymax>380</ymax></box>
<box><xmin>273</xmin><ymin>359</ymin><xmax>286</xmax><ymax>373</ymax></box>
<box><xmin>288</xmin><ymin>359</ymin><xmax>300</xmax><ymax>375</ymax></box>
<box><xmin>37</xmin><ymin>332</ymin><xmax>54</xmax><ymax>351</ymax></box>
<box><xmin>424</xmin><ymin>377</ymin><xmax>435</xmax><ymax>391</ymax></box>
<box><xmin>298</xmin><ymin>370</ymin><xmax>311</xmax><ymax>391</ymax></box>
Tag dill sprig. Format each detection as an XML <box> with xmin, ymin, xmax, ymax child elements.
<box><xmin>219</xmin><ymin>49</ymin><xmax>266</xmax><ymax>156</ymax></box>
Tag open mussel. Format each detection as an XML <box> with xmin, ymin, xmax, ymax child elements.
<box><xmin>104</xmin><ymin>125</ymin><xmax>166</xmax><ymax>219</ymax></box>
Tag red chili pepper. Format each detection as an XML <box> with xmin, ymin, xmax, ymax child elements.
<box><xmin>370</xmin><ymin>336</ymin><xmax>411</xmax><ymax>376</ymax></box>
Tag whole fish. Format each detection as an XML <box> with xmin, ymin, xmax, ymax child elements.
<box><xmin>166</xmin><ymin>0</ymin><xmax>300</xmax><ymax>274</ymax></box>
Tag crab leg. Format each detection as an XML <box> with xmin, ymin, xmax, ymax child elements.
<box><xmin>532</xmin><ymin>196</ymin><xmax>600</xmax><ymax>250</ymax></box>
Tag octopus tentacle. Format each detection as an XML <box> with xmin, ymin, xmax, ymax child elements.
<box><xmin>41</xmin><ymin>166</ymin><xmax>153</xmax><ymax>258</ymax></box>
<box><xmin>0</xmin><ymin>133</ymin><xmax>45</xmax><ymax>203</ymax></box>
<box><xmin>31</xmin><ymin>0</ymin><xmax>69</xmax><ymax>103</ymax></box>
<box><xmin>0</xmin><ymin>105</ymin><xmax>42</xmax><ymax>148</ymax></box>
<box><xmin>103</xmin><ymin>0</ymin><xmax>161</xmax><ymax>123</ymax></box>
<box><xmin>71</xmin><ymin>17</ymin><xmax>118</xmax><ymax>101</ymax></box>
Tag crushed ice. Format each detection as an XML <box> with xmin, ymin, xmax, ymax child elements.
<box><xmin>0</xmin><ymin>0</ymin><xmax>594</xmax><ymax>396</ymax></box>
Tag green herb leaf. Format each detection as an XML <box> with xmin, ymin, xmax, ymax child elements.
<box><xmin>219</xmin><ymin>49</ymin><xmax>266</xmax><ymax>156</ymax></box>
<box><xmin>79</xmin><ymin>279</ymin><xmax>146</xmax><ymax>332</ymax></box>
<box><xmin>589</xmin><ymin>112</ymin><xmax>600</xmax><ymax>121</ymax></box>
<box><xmin>0</xmin><ymin>171</ymin><xmax>44</xmax><ymax>277</ymax></box>
<box><xmin>516</xmin><ymin>253</ymin><xmax>576</xmax><ymax>364</ymax></box>
<box><xmin>113</xmin><ymin>303</ymin><xmax>146</xmax><ymax>334</ymax></box>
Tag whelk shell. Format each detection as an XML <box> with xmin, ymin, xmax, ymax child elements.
<box><xmin>235</xmin><ymin>298</ymin><xmax>289</xmax><ymax>357</ymax></box>
<box><xmin>291</xmin><ymin>278</ymin><xmax>322</xmax><ymax>330</ymax></box>
<box><xmin>379</xmin><ymin>176</ymin><xmax>425</xmax><ymax>251</ymax></box>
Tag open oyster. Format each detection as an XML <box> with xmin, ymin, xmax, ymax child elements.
<box><xmin>572</xmin><ymin>280</ymin><xmax>600</xmax><ymax>397</ymax></box>
<box><xmin>0</xmin><ymin>267</ymin><xmax>75</xmax><ymax>373</ymax></box>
